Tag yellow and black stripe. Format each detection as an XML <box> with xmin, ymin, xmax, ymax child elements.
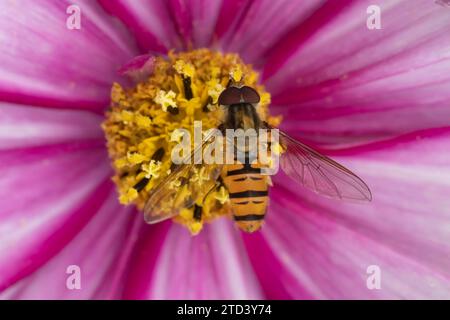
<box><xmin>222</xmin><ymin>161</ymin><xmax>269</xmax><ymax>232</ymax></box>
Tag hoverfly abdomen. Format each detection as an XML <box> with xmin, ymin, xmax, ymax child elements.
<box><xmin>222</xmin><ymin>161</ymin><xmax>269</xmax><ymax>233</ymax></box>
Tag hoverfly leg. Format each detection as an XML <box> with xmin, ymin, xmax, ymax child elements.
<box><xmin>193</xmin><ymin>177</ymin><xmax>226</xmax><ymax>222</ymax></box>
<box><xmin>202</xmin><ymin>177</ymin><xmax>224</xmax><ymax>206</ymax></box>
<box><xmin>218</xmin><ymin>123</ymin><xmax>226</xmax><ymax>135</ymax></box>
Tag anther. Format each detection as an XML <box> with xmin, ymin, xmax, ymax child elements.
<box><xmin>167</xmin><ymin>105</ymin><xmax>179</xmax><ymax>115</ymax></box>
<box><xmin>183</xmin><ymin>76</ymin><xmax>193</xmax><ymax>100</ymax></box>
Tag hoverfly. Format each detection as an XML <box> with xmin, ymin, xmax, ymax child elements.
<box><xmin>144</xmin><ymin>83</ymin><xmax>372</xmax><ymax>233</ymax></box>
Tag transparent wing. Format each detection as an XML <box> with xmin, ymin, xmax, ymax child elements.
<box><xmin>266</xmin><ymin>126</ymin><xmax>372</xmax><ymax>201</ymax></box>
<box><xmin>143</xmin><ymin>163</ymin><xmax>223</xmax><ymax>223</ymax></box>
<box><xmin>143</xmin><ymin>130</ymin><xmax>224</xmax><ymax>223</ymax></box>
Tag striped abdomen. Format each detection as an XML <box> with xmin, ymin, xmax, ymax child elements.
<box><xmin>222</xmin><ymin>161</ymin><xmax>269</xmax><ymax>232</ymax></box>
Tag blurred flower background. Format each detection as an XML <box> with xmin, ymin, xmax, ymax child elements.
<box><xmin>1</xmin><ymin>0</ymin><xmax>450</xmax><ymax>299</ymax></box>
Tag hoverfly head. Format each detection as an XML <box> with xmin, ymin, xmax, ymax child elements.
<box><xmin>218</xmin><ymin>85</ymin><xmax>260</xmax><ymax>106</ymax></box>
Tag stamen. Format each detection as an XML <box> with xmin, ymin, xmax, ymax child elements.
<box><xmin>182</xmin><ymin>77</ymin><xmax>193</xmax><ymax>100</ymax></box>
<box><xmin>152</xmin><ymin>148</ymin><xmax>165</xmax><ymax>162</ymax></box>
<box><xmin>193</xmin><ymin>204</ymin><xmax>202</xmax><ymax>221</ymax></box>
<box><xmin>133</xmin><ymin>148</ymin><xmax>165</xmax><ymax>192</ymax></box>
<box><xmin>167</xmin><ymin>105</ymin><xmax>179</xmax><ymax>115</ymax></box>
<box><xmin>202</xmin><ymin>97</ymin><xmax>213</xmax><ymax>113</ymax></box>
<box><xmin>133</xmin><ymin>178</ymin><xmax>150</xmax><ymax>192</ymax></box>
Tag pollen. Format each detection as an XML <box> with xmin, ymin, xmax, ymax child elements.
<box><xmin>174</xmin><ymin>60</ymin><xmax>195</xmax><ymax>78</ymax></box>
<box><xmin>102</xmin><ymin>49</ymin><xmax>280</xmax><ymax>235</ymax></box>
<box><xmin>230</xmin><ymin>65</ymin><xmax>243</xmax><ymax>83</ymax></box>
<box><xmin>119</xmin><ymin>188</ymin><xmax>138</xmax><ymax>205</ymax></box>
<box><xmin>191</xmin><ymin>167</ymin><xmax>209</xmax><ymax>185</ymax></box>
<box><xmin>214</xmin><ymin>186</ymin><xmax>229</xmax><ymax>205</ymax></box>
<box><xmin>272</xmin><ymin>142</ymin><xmax>283</xmax><ymax>155</ymax></box>
<box><xmin>188</xmin><ymin>221</ymin><xmax>203</xmax><ymax>235</ymax></box>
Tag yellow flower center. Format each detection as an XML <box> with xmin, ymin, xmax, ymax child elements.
<box><xmin>102</xmin><ymin>48</ymin><xmax>280</xmax><ymax>234</ymax></box>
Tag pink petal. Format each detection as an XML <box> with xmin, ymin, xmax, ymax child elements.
<box><xmin>248</xmin><ymin>127</ymin><xmax>450</xmax><ymax>299</ymax></box>
<box><xmin>184</xmin><ymin>0</ymin><xmax>223</xmax><ymax>47</ymax></box>
<box><xmin>243</xmin><ymin>232</ymin><xmax>311</xmax><ymax>299</ymax></box>
<box><xmin>262</xmin><ymin>0</ymin><xmax>353</xmax><ymax>81</ymax></box>
<box><xmin>218</xmin><ymin>0</ymin><xmax>324</xmax><ymax>65</ymax></box>
<box><xmin>0</xmin><ymin>192</ymin><xmax>137</xmax><ymax>299</ymax></box>
<box><xmin>0</xmin><ymin>0</ymin><xmax>138</xmax><ymax>111</ymax></box>
<box><xmin>123</xmin><ymin>220</ymin><xmax>263</xmax><ymax>299</ymax></box>
<box><xmin>98</xmin><ymin>0</ymin><xmax>182</xmax><ymax>51</ymax></box>
<box><xmin>263</xmin><ymin>1</ymin><xmax>450</xmax><ymax>145</ymax></box>
<box><xmin>168</xmin><ymin>0</ymin><xmax>193</xmax><ymax>47</ymax></box>
<box><xmin>165</xmin><ymin>0</ymin><xmax>226</xmax><ymax>48</ymax></box>
<box><xmin>99</xmin><ymin>0</ymin><xmax>228</xmax><ymax>50</ymax></box>
<box><xmin>0</xmin><ymin>143</ymin><xmax>111</xmax><ymax>290</ymax></box>
<box><xmin>214</xmin><ymin>0</ymin><xmax>252</xmax><ymax>40</ymax></box>
<box><xmin>0</xmin><ymin>102</ymin><xmax>103</xmax><ymax>150</ymax></box>
<box><xmin>118</xmin><ymin>54</ymin><xmax>156</xmax><ymax>83</ymax></box>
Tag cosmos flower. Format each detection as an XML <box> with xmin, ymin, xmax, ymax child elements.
<box><xmin>1</xmin><ymin>0</ymin><xmax>450</xmax><ymax>299</ymax></box>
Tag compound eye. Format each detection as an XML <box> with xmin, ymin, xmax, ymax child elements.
<box><xmin>241</xmin><ymin>86</ymin><xmax>260</xmax><ymax>104</ymax></box>
<box><xmin>218</xmin><ymin>87</ymin><xmax>241</xmax><ymax>105</ymax></box>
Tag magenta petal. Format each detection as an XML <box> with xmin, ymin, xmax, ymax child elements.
<box><xmin>264</xmin><ymin>1</ymin><xmax>450</xmax><ymax>145</ymax></box>
<box><xmin>185</xmin><ymin>0</ymin><xmax>223</xmax><ymax>47</ymax></box>
<box><xmin>0</xmin><ymin>102</ymin><xmax>103</xmax><ymax>150</ymax></box>
<box><xmin>0</xmin><ymin>192</ymin><xmax>136</xmax><ymax>299</ymax></box>
<box><xmin>168</xmin><ymin>0</ymin><xmax>193</xmax><ymax>46</ymax></box>
<box><xmin>166</xmin><ymin>0</ymin><xmax>224</xmax><ymax>48</ymax></box>
<box><xmin>261</xmin><ymin>128</ymin><xmax>450</xmax><ymax>299</ymax></box>
<box><xmin>214</xmin><ymin>0</ymin><xmax>251</xmax><ymax>40</ymax></box>
<box><xmin>121</xmin><ymin>221</ymin><xmax>171</xmax><ymax>299</ymax></box>
<box><xmin>218</xmin><ymin>0</ymin><xmax>324</xmax><ymax>65</ymax></box>
<box><xmin>0</xmin><ymin>0</ymin><xmax>138</xmax><ymax>111</ymax></box>
<box><xmin>123</xmin><ymin>220</ymin><xmax>263</xmax><ymax>299</ymax></box>
<box><xmin>0</xmin><ymin>144</ymin><xmax>111</xmax><ymax>291</ymax></box>
<box><xmin>262</xmin><ymin>0</ymin><xmax>353</xmax><ymax>80</ymax></box>
<box><xmin>243</xmin><ymin>232</ymin><xmax>311</xmax><ymax>299</ymax></box>
<box><xmin>98</xmin><ymin>0</ymin><xmax>181</xmax><ymax>51</ymax></box>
